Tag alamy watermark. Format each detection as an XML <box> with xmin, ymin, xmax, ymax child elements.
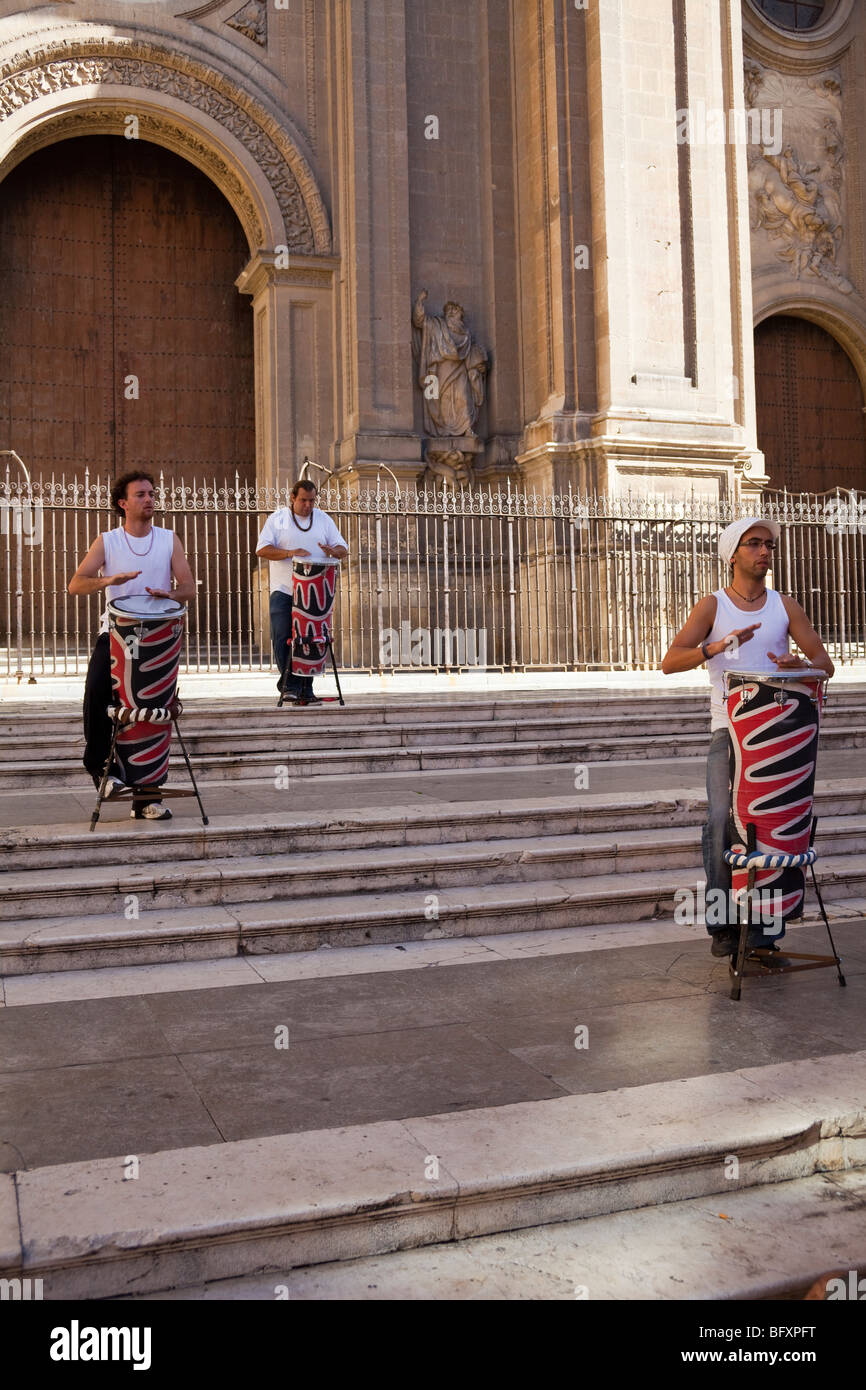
<box><xmin>676</xmin><ymin>102</ymin><xmax>782</xmax><ymax>156</ymax></box>
<box><xmin>0</xmin><ymin>499</ymin><xmax>43</xmax><ymax>544</ymax></box>
<box><xmin>379</xmin><ymin>622</ymin><xmax>488</xmax><ymax>667</ymax></box>
<box><xmin>674</xmin><ymin>882</ymin><xmax>783</xmax><ymax>935</ymax></box>
<box><xmin>824</xmin><ymin>495</ymin><xmax>866</xmax><ymax>536</ymax></box>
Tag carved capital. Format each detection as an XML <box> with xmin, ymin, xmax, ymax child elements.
<box><xmin>236</xmin><ymin>250</ymin><xmax>340</xmax><ymax>298</ymax></box>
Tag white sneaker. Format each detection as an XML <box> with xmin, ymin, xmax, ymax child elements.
<box><xmin>131</xmin><ymin>803</ymin><xmax>173</xmax><ymax>821</ymax></box>
<box><xmin>106</xmin><ymin>776</ymin><xmax>128</xmax><ymax>799</ymax></box>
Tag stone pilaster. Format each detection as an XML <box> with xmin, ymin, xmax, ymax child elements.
<box><xmin>236</xmin><ymin>251</ymin><xmax>339</xmax><ymax>489</ymax></box>
<box><xmin>331</xmin><ymin>0</ymin><xmax>423</xmax><ymax>486</ymax></box>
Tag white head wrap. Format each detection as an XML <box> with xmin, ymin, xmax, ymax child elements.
<box><xmin>718</xmin><ymin>517</ymin><xmax>781</xmax><ymax>566</ymax></box>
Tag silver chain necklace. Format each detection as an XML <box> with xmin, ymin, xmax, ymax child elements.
<box><xmin>122</xmin><ymin>526</ymin><xmax>155</xmax><ymax>557</ymax></box>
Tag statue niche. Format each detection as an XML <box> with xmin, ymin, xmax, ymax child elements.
<box><xmin>412</xmin><ymin>290</ymin><xmax>488</xmax><ymax>487</ymax></box>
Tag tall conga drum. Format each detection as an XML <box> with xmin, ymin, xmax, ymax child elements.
<box><xmin>724</xmin><ymin>668</ymin><xmax>828</xmax><ymax>928</ymax></box>
<box><xmin>106</xmin><ymin>594</ymin><xmax>185</xmax><ymax>787</ymax></box>
<box><xmin>290</xmin><ymin>560</ymin><xmax>339</xmax><ymax>679</ymax></box>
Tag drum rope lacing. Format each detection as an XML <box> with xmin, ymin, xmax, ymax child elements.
<box><xmin>724</xmin><ymin>847</ymin><xmax>817</xmax><ymax>870</ymax></box>
<box><xmin>106</xmin><ymin>705</ymin><xmax>174</xmax><ymax>725</ymax></box>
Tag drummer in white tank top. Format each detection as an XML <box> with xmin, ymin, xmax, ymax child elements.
<box><xmin>68</xmin><ymin>472</ymin><xmax>198</xmax><ymax>817</ymax></box>
<box><xmin>661</xmin><ymin>517</ymin><xmax>834</xmax><ymax>960</ymax></box>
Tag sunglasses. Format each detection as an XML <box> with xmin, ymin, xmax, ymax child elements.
<box><xmin>738</xmin><ymin>538</ymin><xmax>777</xmax><ymax>551</ymax></box>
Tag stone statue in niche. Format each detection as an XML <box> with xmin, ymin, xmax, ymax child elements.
<box><xmin>746</xmin><ymin>62</ymin><xmax>853</xmax><ymax>294</ymax></box>
<box><xmin>412</xmin><ymin>290</ymin><xmax>488</xmax><ymax>486</ymax></box>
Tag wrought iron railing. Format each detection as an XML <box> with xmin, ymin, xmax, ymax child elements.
<box><xmin>2</xmin><ymin>470</ymin><xmax>864</xmax><ymax>677</ymax></box>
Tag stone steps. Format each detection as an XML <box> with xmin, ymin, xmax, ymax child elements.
<box><xmin>0</xmin><ymin>828</ymin><xmax>704</xmax><ymax>923</ymax></box>
<box><xmin>6</xmin><ymin>723</ymin><xmax>866</xmax><ymax>787</ymax></box>
<box><xmin>1</xmin><ymin>699</ymin><xmax>862</xmax><ymax>744</ymax></box>
<box><xmin>136</xmin><ymin>1168</ymin><xmax>866</xmax><ymax>1301</ymax></box>
<box><xmin>3</xmin><ymin>816</ymin><xmax>866</xmax><ymax>926</ymax></box>
<box><xmin>4</xmin><ymin>784</ymin><xmax>865</xmax><ymax>871</ymax></box>
<box><xmin>4</xmin><ymin>1051</ymin><xmax>863</xmax><ymax>1300</ymax></box>
<box><xmin>3</xmin><ymin>852</ymin><xmax>862</xmax><ymax>975</ymax></box>
<box><xmin>3</xmin><ymin>685</ymin><xmax>862</xmax><ymax>786</ymax></box>
<box><xmin>0</xmin><ymin>711</ymin><xmax>719</xmax><ymax>757</ymax></box>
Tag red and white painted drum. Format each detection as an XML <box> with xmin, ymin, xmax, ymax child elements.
<box><xmin>107</xmin><ymin>594</ymin><xmax>185</xmax><ymax>786</ymax></box>
<box><xmin>291</xmin><ymin>560</ymin><xmax>338</xmax><ymax>679</ymax></box>
<box><xmin>724</xmin><ymin>668</ymin><xmax>828</xmax><ymax>925</ymax></box>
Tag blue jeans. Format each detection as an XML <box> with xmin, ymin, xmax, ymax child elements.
<box><xmin>269</xmin><ymin>592</ymin><xmax>311</xmax><ymax>694</ymax></box>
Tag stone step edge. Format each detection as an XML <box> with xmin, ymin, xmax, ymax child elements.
<box><xmin>3</xmin><ymin>687</ymin><xmax>865</xmax><ymax>713</ymax></box>
<box><xmin>136</xmin><ymin>1170</ymin><xmax>866</xmax><ymax>1303</ymax></box>
<box><xmin>3</xmin><ymin>825</ymin><xmax>866</xmax><ymax>911</ymax></box>
<box><xmin>2</xmin><ymin>706</ymin><xmax>862</xmax><ymax>742</ymax></box>
<box><xmin>6</xmin><ymin>727</ymin><xmax>866</xmax><ymax>782</ymax></box>
<box><xmin>3</xmin><ymin>787</ymin><xmax>864</xmax><ymax>861</ymax></box>
<box><xmin>3</xmin><ymin>1051</ymin><xmax>863</xmax><ymax>1299</ymax></box>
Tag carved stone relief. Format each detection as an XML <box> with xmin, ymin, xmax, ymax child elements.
<box><xmin>0</xmin><ymin>41</ymin><xmax>330</xmax><ymax>254</ymax></box>
<box><xmin>745</xmin><ymin>60</ymin><xmax>853</xmax><ymax>294</ymax></box>
<box><xmin>227</xmin><ymin>0</ymin><xmax>268</xmax><ymax>48</ymax></box>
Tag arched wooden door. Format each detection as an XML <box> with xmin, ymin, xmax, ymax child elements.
<box><xmin>0</xmin><ymin>135</ymin><xmax>254</xmax><ymax>487</ymax></box>
<box><xmin>754</xmin><ymin>314</ymin><xmax>866</xmax><ymax>494</ymax></box>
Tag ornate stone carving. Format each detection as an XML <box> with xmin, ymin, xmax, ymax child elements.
<box><xmin>412</xmin><ymin>291</ymin><xmax>488</xmax><ymax>487</ymax></box>
<box><xmin>227</xmin><ymin>0</ymin><xmax>268</xmax><ymax>48</ymax></box>
<box><xmin>0</xmin><ymin>39</ymin><xmax>330</xmax><ymax>254</ymax></box>
<box><xmin>745</xmin><ymin>61</ymin><xmax>852</xmax><ymax>294</ymax></box>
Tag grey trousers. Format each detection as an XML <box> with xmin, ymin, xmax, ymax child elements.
<box><xmin>702</xmin><ymin>728</ymin><xmax>783</xmax><ymax>942</ymax></box>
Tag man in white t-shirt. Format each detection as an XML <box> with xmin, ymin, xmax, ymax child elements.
<box><xmin>256</xmin><ymin>480</ymin><xmax>348</xmax><ymax>703</ymax></box>
<box><xmin>661</xmin><ymin>517</ymin><xmax>833</xmax><ymax>962</ymax></box>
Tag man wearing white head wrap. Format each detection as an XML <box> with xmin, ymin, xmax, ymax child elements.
<box><xmin>661</xmin><ymin>518</ymin><xmax>833</xmax><ymax>963</ymax></box>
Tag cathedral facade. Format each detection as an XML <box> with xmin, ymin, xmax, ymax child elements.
<box><xmin>1</xmin><ymin>0</ymin><xmax>864</xmax><ymax>501</ymax></box>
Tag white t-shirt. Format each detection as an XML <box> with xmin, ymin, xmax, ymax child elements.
<box><xmin>705</xmin><ymin>587</ymin><xmax>790</xmax><ymax>731</ymax></box>
<box><xmin>256</xmin><ymin>507</ymin><xmax>347</xmax><ymax>596</ymax></box>
<box><xmin>100</xmin><ymin>525</ymin><xmax>174</xmax><ymax>633</ymax></box>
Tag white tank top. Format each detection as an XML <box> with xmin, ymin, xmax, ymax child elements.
<box><xmin>706</xmin><ymin>587</ymin><xmax>790</xmax><ymax>731</ymax></box>
<box><xmin>100</xmin><ymin>525</ymin><xmax>174</xmax><ymax>632</ymax></box>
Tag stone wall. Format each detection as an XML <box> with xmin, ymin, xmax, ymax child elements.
<box><xmin>1</xmin><ymin>1</ymin><xmax>863</xmax><ymax>505</ymax></box>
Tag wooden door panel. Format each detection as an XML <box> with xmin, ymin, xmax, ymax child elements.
<box><xmin>755</xmin><ymin>314</ymin><xmax>866</xmax><ymax>493</ymax></box>
<box><xmin>0</xmin><ymin>135</ymin><xmax>253</xmax><ymax>487</ymax></box>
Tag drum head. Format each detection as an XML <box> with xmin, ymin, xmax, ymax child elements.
<box><xmin>108</xmin><ymin>594</ymin><xmax>185</xmax><ymax>619</ymax></box>
<box><xmin>728</xmin><ymin>668</ymin><xmax>828</xmax><ymax>684</ymax></box>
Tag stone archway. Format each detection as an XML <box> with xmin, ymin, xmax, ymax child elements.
<box><xmin>0</xmin><ymin>36</ymin><xmax>330</xmax><ymax>255</ymax></box>
<box><xmin>0</xmin><ymin>32</ymin><xmax>337</xmax><ymax>486</ymax></box>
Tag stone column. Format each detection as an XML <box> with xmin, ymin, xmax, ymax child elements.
<box><xmin>331</xmin><ymin>0</ymin><xmax>424</xmax><ymax>486</ymax></box>
<box><xmin>515</xmin><ymin>0</ymin><xmax>765</xmax><ymax>500</ymax></box>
